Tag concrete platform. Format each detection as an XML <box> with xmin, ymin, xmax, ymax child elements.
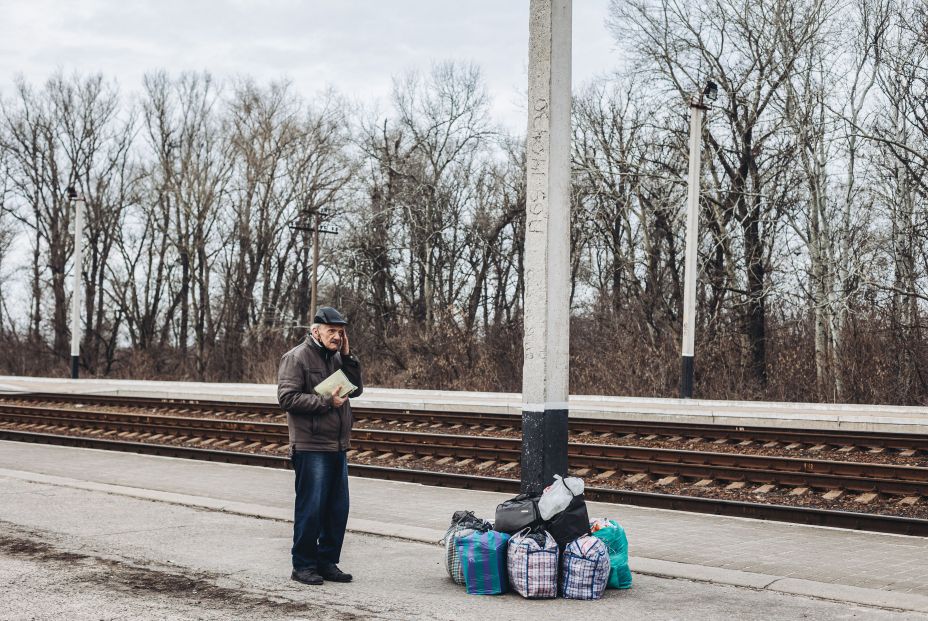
<box><xmin>1</xmin><ymin>440</ymin><xmax>927</xmax><ymax>619</ymax></box>
<box><xmin>3</xmin><ymin>375</ymin><xmax>928</xmax><ymax>434</ymax></box>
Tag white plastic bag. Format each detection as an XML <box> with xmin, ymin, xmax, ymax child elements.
<box><xmin>538</xmin><ymin>474</ymin><xmax>585</xmax><ymax>520</ymax></box>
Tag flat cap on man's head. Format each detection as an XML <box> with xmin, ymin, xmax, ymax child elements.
<box><xmin>313</xmin><ymin>306</ymin><xmax>348</xmax><ymax>325</ymax></box>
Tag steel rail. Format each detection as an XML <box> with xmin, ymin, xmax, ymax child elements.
<box><xmin>1</xmin><ymin>405</ymin><xmax>925</xmax><ymax>496</ymax></box>
<box><xmin>1</xmin><ymin>428</ymin><xmax>925</xmax><ymax>537</ymax></box>
<box><xmin>6</xmin><ymin>392</ymin><xmax>928</xmax><ymax>450</ymax></box>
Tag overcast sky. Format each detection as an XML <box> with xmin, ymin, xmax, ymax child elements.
<box><xmin>0</xmin><ymin>0</ymin><xmax>620</xmax><ymax>131</ymax></box>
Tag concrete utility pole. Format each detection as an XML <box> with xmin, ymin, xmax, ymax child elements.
<box><xmin>66</xmin><ymin>187</ymin><xmax>84</xmax><ymax>379</ymax></box>
<box><xmin>290</xmin><ymin>207</ymin><xmax>337</xmax><ymax>326</ymax></box>
<box><xmin>680</xmin><ymin>81</ymin><xmax>717</xmax><ymax>398</ymax></box>
<box><xmin>521</xmin><ymin>0</ymin><xmax>572</xmax><ymax>494</ymax></box>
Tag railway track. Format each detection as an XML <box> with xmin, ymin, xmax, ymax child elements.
<box><xmin>1</xmin><ymin>395</ymin><xmax>926</xmax><ymax>536</ymax></box>
<box><xmin>6</xmin><ymin>393</ymin><xmax>928</xmax><ymax>454</ymax></box>
<box><xmin>1</xmin><ymin>428</ymin><xmax>925</xmax><ymax>537</ymax></box>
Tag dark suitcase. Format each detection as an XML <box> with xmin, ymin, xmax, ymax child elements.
<box><xmin>495</xmin><ymin>493</ymin><xmax>542</xmax><ymax>534</ymax></box>
<box><xmin>545</xmin><ymin>493</ymin><xmax>590</xmax><ymax>548</ymax></box>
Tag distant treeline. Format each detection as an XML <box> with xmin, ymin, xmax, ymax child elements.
<box><xmin>1</xmin><ymin>0</ymin><xmax>928</xmax><ymax>405</ymax></box>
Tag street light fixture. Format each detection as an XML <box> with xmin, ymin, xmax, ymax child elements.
<box><xmin>66</xmin><ymin>186</ymin><xmax>84</xmax><ymax>380</ymax></box>
<box><xmin>680</xmin><ymin>80</ymin><xmax>717</xmax><ymax>398</ymax></box>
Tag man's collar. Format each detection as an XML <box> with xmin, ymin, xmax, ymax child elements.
<box><xmin>308</xmin><ymin>334</ymin><xmax>334</xmax><ymax>359</ymax></box>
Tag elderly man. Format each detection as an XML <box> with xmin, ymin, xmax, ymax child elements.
<box><xmin>277</xmin><ymin>306</ymin><xmax>363</xmax><ymax>586</ymax></box>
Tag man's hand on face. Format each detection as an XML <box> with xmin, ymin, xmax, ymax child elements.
<box><xmin>340</xmin><ymin>329</ymin><xmax>350</xmax><ymax>355</ymax></box>
<box><xmin>331</xmin><ymin>387</ymin><xmax>347</xmax><ymax>408</ymax></box>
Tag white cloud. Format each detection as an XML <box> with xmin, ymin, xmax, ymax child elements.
<box><xmin>0</xmin><ymin>0</ymin><xmax>619</xmax><ymax>131</ymax></box>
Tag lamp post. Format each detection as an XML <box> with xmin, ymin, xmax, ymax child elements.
<box><xmin>680</xmin><ymin>80</ymin><xmax>717</xmax><ymax>399</ymax></box>
<box><xmin>289</xmin><ymin>207</ymin><xmax>337</xmax><ymax>326</ymax></box>
<box><xmin>66</xmin><ymin>186</ymin><xmax>85</xmax><ymax>379</ymax></box>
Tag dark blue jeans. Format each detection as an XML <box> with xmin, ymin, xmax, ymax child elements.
<box><xmin>291</xmin><ymin>450</ymin><xmax>349</xmax><ymax>571</ymax></box>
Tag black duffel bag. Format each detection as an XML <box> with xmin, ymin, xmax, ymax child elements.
<box><xmin>545</xmin><ymin>493</ymin><xmax>590</xmax><ymax>548</ymax></box>
<box><xmin>494</xmin><ymin>493</ymin><xmax>542</xmax><ymax>534</ymax></box>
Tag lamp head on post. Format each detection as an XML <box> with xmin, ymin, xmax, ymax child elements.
<box><xmin>692</xmin><ymin>80</ymin><xmax>719</xmax><ymax>110</ymax></box>
<box><xmin>65</xmin><ymin>186</ymin><xmax>78</xmax><ymax>201</ymax></box>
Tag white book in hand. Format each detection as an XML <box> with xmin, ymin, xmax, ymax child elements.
<box><xmin>313</xmin><ymin>369</ymin><xmax>357</xmax><ymax>399</ymax></box>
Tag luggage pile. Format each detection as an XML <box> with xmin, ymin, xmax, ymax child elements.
<box><xmin>439</xmin><ymin>475</ymin><xmax>633</xmax><ymax>599</ymax></box>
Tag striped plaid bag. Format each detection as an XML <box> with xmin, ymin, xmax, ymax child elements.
<box><xmin>457</xmin><ymin>530</ymin><xmax>511</xmax><ymax>595</ymax></box>
<box><xmin>506</xmin><ymin>528</ymin><xmax>559</xmax><ymax>599</ymax></box>
<box><xmin>560</xmin><ymin>535</ymin><xmax>610</xmax><ymax>600</ymax></box>
<box><xmin>441</xmin><ymin>511</ymin><xmax>491</xmax><ymax>585</ymax></box>
<box><xmin>442</xmin><ymin>525</ymin><xmax>475</xmax><ymax>584</ymax></box>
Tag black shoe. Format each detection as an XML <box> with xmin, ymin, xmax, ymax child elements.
<box><xmin>319</xmin><ymin>564</ymin><xmax>352</xmax><ymax>583</ymax></box>
<box><xmin>291</xmin><ymin>568</ymin><xmax>324</xmax><ymax>585</ymax></box>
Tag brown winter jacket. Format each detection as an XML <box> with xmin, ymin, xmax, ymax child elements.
<box><xmin>277</xmin><ymin>336</ymin><xmax>363</xmax><ymax>452</ymax></box>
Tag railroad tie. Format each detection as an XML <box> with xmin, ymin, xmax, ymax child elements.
<box><xmin>868</xmin><ymin>447</ymin><xmax>884</xmax><ymax>454</ymax></box>
<box><xmin>657</xmin><ymin>476</ymin><xmax>679</xmax><ymax>486</ymax></box>
<box><xmin>762</xmin><ymin>441</ymin><xmax>779</xmax><ymax>448</ymax></box>
<box><xmin>693</xmin><ymin>479</ymin><xmax>714</xmax><ymax>488</ymax></box>
<box><xmin>435</xmin><ymin>456</ymin><xmax>455</xmax><ymax>465</ymax></box>
<box><xmin>355</xmin><ymin>450</ymin><xmax>374</xmax><ymax>458</ymax></box>
<box><xmin>899</xmin><ymin>496</ymin><xmax>920</xmax><ymax>506</ymax></box>
<box><xmin>822</xmin><ymin>489</ymin><xmax>844</xmax><ymax>501</ymax></box>
<box><xmin>227</xmin><ymin>441</ymin><xmax>244</xmax><ymax>448</ymax></box>
<box><xmin>899</xmin><ymin>450</ymin><xmax>917</xmax><ymax>457</ymax></box>
<box><xmin>643</xmin><ymin>435</ymin><xmax>658</xmax><ymax>441</ymax></box>
<box><xmin>396</xmin><ymin>454</ymin><xmax>415</xmax><ymax>462</ymax></box>
<box><xmin>753</xmin><ymin>484</ymin><xmax>775</xmax><ymax>494</ymax></box>
<box><xmin>594</xmin><ymin>470</ymin><xmax>617</xmax><ymax>481</ymax></box>
<box><xmin>476</xmin><ymin>460</ymin><xmax>496</xmax><ymax>471</ymax></box>
<box><xmin>712</xmin><ymin>438</ymin><xmax>728</xmax><ymax>444</ymax></box>
<box><xmin>624</xmin><ymin>473</ymin><xmax>649</xmax><ymax>484</ymax></box>
<box><xmin>455</xmin><ymin>458</ymin><xmax>474</xmax><ymax>467</ymax></box>
<box><xmin>243</xmin><ymin>442</ymin><xmax>261</xmax><ymax>450</ymax></box>
<box><xmin>598</xmin><ymin>432</ymin><xmax>613</xmax><ymax>439</ymax></box>
<box><xmin>667</xmin><ymin>436</ymin><xmax>683</xmax><ymax>442</ymax></box>
<box><xmin>837</xmin><ymin>446</ymin><xmax>855</xmax><ymax>453</ymax></box>
<box><xmin>789</xmin><ymin>487</ymin><xmax>810</xmax><ymax>496</ymax></box>
<box><xmin>263</xmin><ymin>443</ymin><xmax>279</xmax><ymax>451</ymax></box>
<box><xmin>809</xmin><ymin>445</ymin><xmax>827</xmax><ymax>452</ymax></box>
<box><xmin>499</xmin><ymin>461</ymin><xmax>519</xmax><ymax>472</ymax></box>
<box><xmin>571</xmin><ymin>468</ymin><xmax>591</xmax><ymax>477</ymax></box>
<box><xmin>686</xmin><ymin>437</ymin><xmax>703</xmax><ymax>444</ymax></box>
<box><xmin>784</xmin><ymin>443</ymin><xmax>803</xmax><ymax>450</ymax></box>
<box><xmin>345</xmin><ymin>449</ymin><xmax>357</xmax><ymax>458</ymax></box>
<box><xmin>725</xmin><ymin>482</ymin><xmax>746</xmax><ymax>490</ymax></box>
<box><xmin>855</xmin><ymin>492</ymin><xmax>879</xmax><ymax>504</ymax></box>
<box><xmin>375</xmin><ymin>452</ymin><xmax>394</xmax><ymax>461</ymax></box>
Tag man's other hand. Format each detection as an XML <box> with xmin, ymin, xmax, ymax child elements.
<box><xmin>331</xmin><ymin>388</ymin><xmax>347</xmax><ymax>408</ymax></box>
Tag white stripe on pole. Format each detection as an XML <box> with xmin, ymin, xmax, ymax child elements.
<box><xmin>70</xmin><ymin>197</ymin><xmax>84</xmax><ymax>359</ymax></box>
<box><xmin>681</xmin><ymin>105</ymin><xmax>704</xmax><ymax>359</ymax></box>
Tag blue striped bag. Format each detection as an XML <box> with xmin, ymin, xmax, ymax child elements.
<box><xmin>456</xmin><ymin>530</ymin><xmax>511</xmax><ymax>595</ymax></box>
<box><xmin>507</xmin><ymin>528</ymin><xmax>559</xmax><ymax>599</ymax></box>
<box><xmin>561</xmin><ymin>535</ymin><xmax>610</xmax><ymax>600</ymax></box>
